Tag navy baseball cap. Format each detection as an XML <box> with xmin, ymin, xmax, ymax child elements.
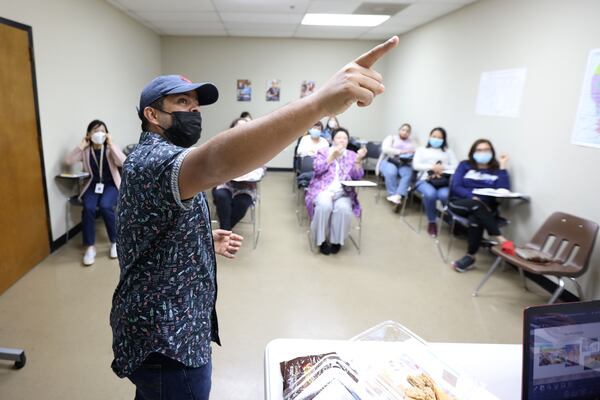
<box><xmin>138</xmin><ymin>74</ymin><xmax>219</xmax><ymax>118</ymax></box>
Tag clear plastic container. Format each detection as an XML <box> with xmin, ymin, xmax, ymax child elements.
<box><xmin>282</xmin><ymin>321</ymin><xmax>499</xmax><ymax>400</ymax></box>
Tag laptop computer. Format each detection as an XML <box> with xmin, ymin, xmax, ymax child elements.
<box><xmin>523</xmin><ymin>300</ymin><xmax>600</xmax><ymax>400</ymax></box>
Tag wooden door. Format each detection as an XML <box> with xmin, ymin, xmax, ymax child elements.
<box><xmin>0</xmin><ymin>18</ymin><xmax>51</xmax><ymax>294</ymax></box>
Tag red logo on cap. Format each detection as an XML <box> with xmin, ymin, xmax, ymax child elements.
<box><xmin>179</xmin><ymin>75</ymin><xmax>192</xmax><ymax>83</ymax></box>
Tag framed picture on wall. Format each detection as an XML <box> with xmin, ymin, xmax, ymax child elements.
<box><xmin>300</xmin><ymin>80</ymin><xmax>316</xmax><ymax>98</ymax></box>
<box><xmin>237</xmin><ymin>79</ymin><xmax>252</xmax><ymax>101</ymax></box>
<box><xmin>266</xmin><ymin>79</ymin><xmax>280</xmax><ymax>102</ymax></box>
<box><xmin>572</xmin><ymin>49</ymin><xmax>600</xmax><ymax>149</ymax></box>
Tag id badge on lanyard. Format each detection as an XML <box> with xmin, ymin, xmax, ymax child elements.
<box><xmin>91</xmin><ymin>146</ymin><xmax>105</xmax><ymax>194</ymax></box>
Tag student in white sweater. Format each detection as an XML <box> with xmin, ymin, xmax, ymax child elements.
<box><xmin>296</xmin><ymin>121</ymin><xmax>330</xmax><ymax>157</ymax></box>
<box><xmin>412</xmin><ymin>127</ymin><xmax>458</xmax><ymax>237</ymax></box>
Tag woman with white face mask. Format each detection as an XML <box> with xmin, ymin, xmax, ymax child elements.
<box><xmin>65</xmin><ymin>119</ymin><xmax>126</xmax><ymax>266</ymax></box>
<box><xmin>448</xmin><ymin>138</ymin><xmax>513</xmax><ymax>273</ymax></box>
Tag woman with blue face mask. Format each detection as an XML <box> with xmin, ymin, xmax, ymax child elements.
<box><xmin>448</xmin><ymin>139</ymin><xmax>513</xmax><ymax>272</ymax></box>
<box><xmin>296</xmin><ymin>121</ymin><xmax>329</xmax><ymax>158</ymax></box>
<box><xmin>412</xmin><ymin>127</ymin><xmax>458</xmax><ymax>237</ymax></box>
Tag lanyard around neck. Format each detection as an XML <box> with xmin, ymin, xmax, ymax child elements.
<box><xmin>90</xmin><ymin>145</ymin><xmax>105</xmax><ymax>181</ymax></box>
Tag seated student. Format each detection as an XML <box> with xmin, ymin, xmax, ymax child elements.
<box><xmin>296</xmin><ymin>121</ymin><xmax>329</xmax><ymax>158</ymax></box>
<box><xmin>412</xmin><ymin>127</ymin><xmax>458</xmax><ymax>237</ymax></box>
<box><xmin>305</xmin><ymin>128</ymin><xmax>367</xmax><ymax>255</ymax></box>
<box><xmin>379</xmin><ymin>123</ymin><xmax>416</xmax><ymax>208</ymax></box>
<box><xmin>213</xmin><ymin>117</ymin><xmax>265</xmax><ymax>231</ymax></box>
<box><xmin>65</xmin><ymin>119</ymin><xmax>126</xmax><ymax>266</ymax></box>
<box><xmin>321</xmin><ymin>116</ymin><xmax>340</xmax><ymax>143</ymax></box>
<box><xmin>448</xmin><ymin>139</ymin><xmax>514</xmax><ymax>272</ymax></box>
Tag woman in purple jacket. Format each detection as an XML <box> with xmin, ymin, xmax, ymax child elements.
<box><xmin>448</xmin><ymin>139</ymin><xmax>514</xmax><ymax>272</ymax></box>
<box><xmin>305</xmin><ymin>128</ymin><xmax>367</xmax><ymax>255</ymax></box>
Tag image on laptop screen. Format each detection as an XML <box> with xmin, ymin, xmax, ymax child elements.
<box><xmin>524</xmin><ymin>301</ymin><xmax>600</xmax><ymax>400</ymax></box>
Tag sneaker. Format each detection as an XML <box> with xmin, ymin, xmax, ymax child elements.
<box><xmin>330</xmin><ymin>244</ymin><xmax>341</xmax><ymax>254</ymax></box>
<box><xmin>452</xmin><ymin>255</ymin><xmax>475</xmax><ymax>272</ymax></box>
<box><xmin>319</xmin><ymin>242</ymin><xmax>331</xmax><ymax>255</ymax></box>
<box><xmin>110</xmin><ymin>243</ymin><xmax>118</xmax><ymax>259</ymax></box>
<box><xmin>427</xmin><ymin>223</ymin><xmax>438</xmax><ymax>238</ymax></box>
<box><xmin>386</xmin><ymin>194</ymin><xmax>402</xmax><ymax>205</ymax></box>
<box><xmin>83</xmin><ymin>246</ymin><xmax>96</xmax><ymax>266</ymax></box>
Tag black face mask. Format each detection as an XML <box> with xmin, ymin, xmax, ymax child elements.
<box><xmin>157</xmin><ymin>110</ymin><xmax>202</xmax><ymax>148</ymax></box>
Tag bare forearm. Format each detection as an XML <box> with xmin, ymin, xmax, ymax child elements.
<box><xmin>180</xmin><ymin>95</ymin><xmax>323</xmax><ymax>197</ymax></box>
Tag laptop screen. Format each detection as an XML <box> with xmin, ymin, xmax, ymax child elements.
<box><xmin>524</xmin><ymin>301</ymin><xmax>600</xmax><ymax>400</ymax></box>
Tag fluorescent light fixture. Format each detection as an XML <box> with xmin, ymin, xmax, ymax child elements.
<box><xmin>301</xmin><ymin>13</ymin><xmax>390</xmax><ymax>27</ymax></box>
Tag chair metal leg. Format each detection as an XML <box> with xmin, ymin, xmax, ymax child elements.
<box><xmin>65</xmin><ymin>198</ymin><xmax>70</xmax><ymax>242</ymax></box>
<box><xmin>519</xmin><ymin>268</ymin><xmax>528</xmax><ymax>291</ymax></box>
<box><xmin>401</xmin><ymin>191</ymin><xmax>423</xmax><ymax>234</ymax></box>
<box><xmin>251</xmin><ymin>204</ymin><xmax>260</xmax><ymax>250</ymax></box>
<box><xmin>548</xmin><ymin>278</ymin><xmax>566</xmax><ymax>304</ymax></box>
<box><xmin>348</xmin><ymin>214</ymin><xmax>362</xmax><ymax>254</ymax></box>
<box><xmin>568</xmin><ymin>277</ymin><xmax>585</xmax><ymax>301</ymax></box>
<box><xmin>473</xmin><ymin>256</ymin><xmax>503</xmax><ymax>296</ymax></box>
<box><xmin>445</xmin><ymin>218</ymin><xmax>456</xmax><ymax>261</ymax></box>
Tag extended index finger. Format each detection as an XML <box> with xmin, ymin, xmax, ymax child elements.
<box><xmin>354</xmin><ymin>36</ymin><xmax>399</xmax><ymax>69</ymax></box>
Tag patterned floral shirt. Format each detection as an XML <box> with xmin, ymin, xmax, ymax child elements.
<box><xmin>110</xmin><ymin>131</ymin><xmax>220</xmax><ymax>378</ymax></box>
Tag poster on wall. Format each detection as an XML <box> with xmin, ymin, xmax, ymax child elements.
<box><xmin>300</xmin><ymin>80</ymin><xmax>316</xmax><ymax>98</ymax></box>
<box><xmin>572</xmin><ymin>49</ymin><xmax>600</xmax><ymax>149</ymax></box>
<box><xmin>236</xmin><ymin>79</ymin><xmax>252</xmax><ymax>101</ymax></box>
<box><xmin>475</xmin><ymin>68</ymin><xmax>527</xmax><ymax>118</ymax></box>
<box><xmin>266</xmin><ymin>79</ymin><xmax>281</xmax><ymax>102</ymax></box>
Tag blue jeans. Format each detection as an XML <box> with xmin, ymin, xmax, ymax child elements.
<box><xmin>129</xmin><ymin>353</ymin><xmax>212</xmax><ymax>400</ymax></box>
<box><xmin>415</xmin><ymin>181</ymin><xmax>449</xmax><ymax>223</ymax></box>
<box><xmin>81</xmin><ymin>183</ymin><xmax>118</xmax><ymax>245</ymax></box>
<box><xmin>379</xmin><ymin>159</ymin><xmax>413</xmax><ymax>197</ymax></box>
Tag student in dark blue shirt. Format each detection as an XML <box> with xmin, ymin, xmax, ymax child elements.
<box><xmin>448</xmin><ymin>139</ymin><xmax>514</xmax><ymax>272</ymax></box>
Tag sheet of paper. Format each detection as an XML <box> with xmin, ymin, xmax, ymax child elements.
<box><xmin>475</xmin><ymin>68</ymin><xmax>527</xmax><ymax>118</ymax></box>
<box><xmin>340</xmin><ymin>180</ymin><xmax>377</xmax><ymax>187</ymax></box>
<box><xmin>572</xmin><ymin>49</ymin><xmax>600</xmax><ymax>149</ymax></box>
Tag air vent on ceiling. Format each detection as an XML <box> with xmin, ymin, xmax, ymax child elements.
<box><xmin>353</xmin><ymin>2</ymin><xmax>409</xmax><ymax>16</ymax></box>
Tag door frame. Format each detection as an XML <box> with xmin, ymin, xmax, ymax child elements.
<box><xmin>1</xmin><ymin>16</ymin><xmax>53</xmax><ymax>249</ymax></box>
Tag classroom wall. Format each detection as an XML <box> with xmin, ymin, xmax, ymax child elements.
<box><xmin>160</xmin><ymin>36</ymin><xmax>388</xmax><ymax>168</ymax></box>
<box><xmin>0</xmin><ymin>0</ymin><xmax>162</xmax><ymax>242</ymax></box>
<box><xmin>382</xmin><ymin>0</ymin><xmax>600</xmax><ymax>298</ymax></box>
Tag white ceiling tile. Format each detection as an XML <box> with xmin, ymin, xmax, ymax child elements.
<box><xmin>228</xmin><ymin>29</ymin><xmax>295</xmax><ymax>38</ymax></box>
<box><xmin>214</xmin><ymin>0</ymin><xmax>310</xmax><ymax>13</ymax></box>
<box><xmin>163</xmin><ymin>29</ymin><xmax>228</xmax><ymax>36</ymax></box>
<box><xmin>152</xmin><ymin>21</ymin><xmax>226</xmax><ymax>31</ymax></box>
<box><xmin>112</xmin><ymin>0</ymin><xmax>215</xmax><ymax>12</ymax></box>
<box><xmin>305</xmin><ymin>1</ymin><xmax>362</xmax><ymax>14</ymax></box>
<box><xmin>223</xmin><ymin>22</ymin><xmax>297</xmax><ymax>32</ymax></box>
<box><xmin>135</xmin><ymin>11</ymin><xmax>221</xmax><ymax>23</ymax></box>
<box><xmin>219</xmin><ymin>12</ymin><xmax>303</xmax><ymax>24</ymax></box>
